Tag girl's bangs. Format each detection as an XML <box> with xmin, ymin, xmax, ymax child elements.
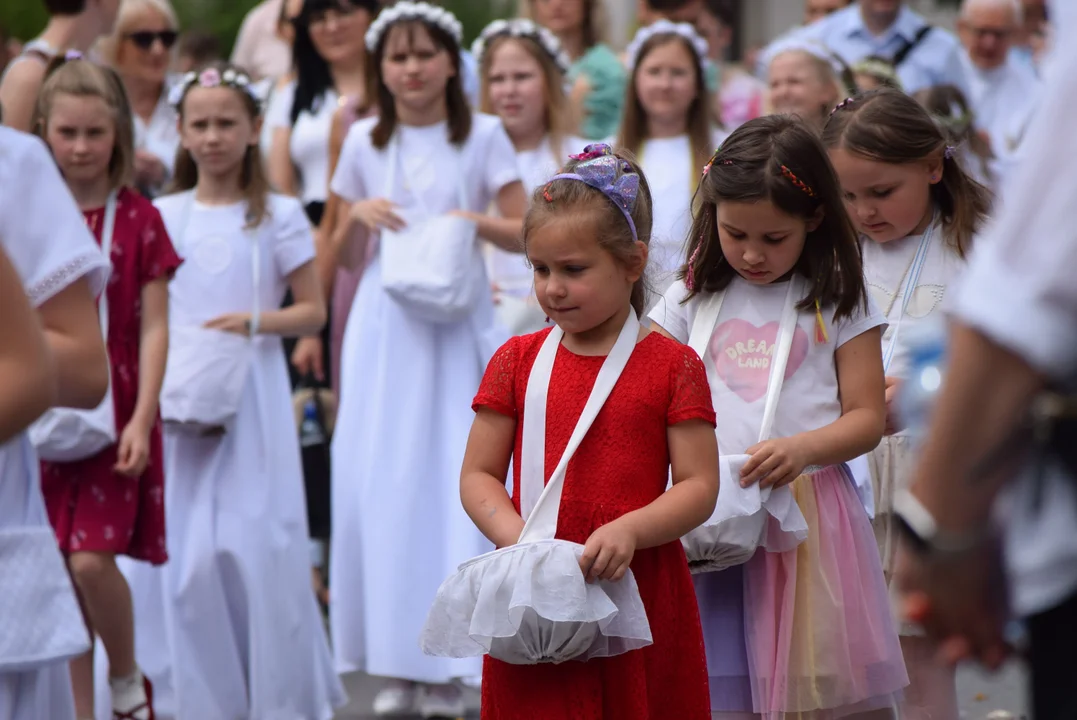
<box><xmin>380</xmin><ymin>18</ymin><xmax>458</xmax><ymax>57</ymax></box>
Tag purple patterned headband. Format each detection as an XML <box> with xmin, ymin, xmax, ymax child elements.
<box><xmin>544</xmin><ymin>144</ymin><xmax>640</xmax><ymax>241</ymax></box>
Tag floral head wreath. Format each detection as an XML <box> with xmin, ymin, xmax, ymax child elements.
<box><xmin>624</xmin><ymin>19</ymin><xmax>706</xmax><ymax>69</ymax></box>
<box><xmin>168</xmin><ymin>67</ymin><xmax>261</xmax><ymax>112</ymax></box>
<box><xmin>472</xmin><ymin>19</ymin><xmax>572</xmax><ymax>75</ymax></box>
<box><xmin>626</xmin><ymin>19</ymin><xmax>709</xmax><ymax>70</ymax></box>
<box><xmin>365</xmin><ymin>1</ymin><xmax>463</xmax><ymax>54</ymax></box>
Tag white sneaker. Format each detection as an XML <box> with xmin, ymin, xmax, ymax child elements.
<box><xmin>417</xmin><ymin>683</ymin><xmax>466</xmax><ymax>719</ymax></box>
<box><xmin>372</xmin><ymin>683</ymin><xmax>417</xmax><ymax>716</ymax></box>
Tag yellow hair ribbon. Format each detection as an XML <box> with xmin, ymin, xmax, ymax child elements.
<box><xmin>814</xmin><ymin>299</ymin><xmax>829</xmax><ymax>344</ymax></box>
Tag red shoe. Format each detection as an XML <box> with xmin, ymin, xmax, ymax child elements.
<box><xmin>112</xmin><ymin>673</ymin><xmax>154</xmax><ymax>720</ymax></box>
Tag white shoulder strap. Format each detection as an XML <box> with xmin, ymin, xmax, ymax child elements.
<box><xmin>95</xmin><ymin>191</ymin><xmax>119</xmax><ymax>339</ymax></box>
<box><xmin>687</xmin><ymin>291</ymin><xmax>726</xmax><ymax>359</ymax></box>
<box><xmin>517</xmin><ymin>311</ymin><xmax>640</xmax><ymax>543</ymax></box>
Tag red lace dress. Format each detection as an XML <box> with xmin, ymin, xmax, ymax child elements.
<box><xmin>41</xmin><ymin>187</ymin><xmax>182</xmax><ymax>564</ymax></box>
<box><xmin>473</xmin><ymin>329</ymin><xmax>715</xmax><ymax>720</ymax></box>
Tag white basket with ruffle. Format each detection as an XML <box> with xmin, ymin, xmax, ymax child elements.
<box><xmin>422</xmin><ymin>312</ymin><xmax>653</xmax><ymax>665</ymax></box>
<box><xmin>681</xmin><ymin>279</ymin><xmax>809</xmax><ymax>574</ymax></box>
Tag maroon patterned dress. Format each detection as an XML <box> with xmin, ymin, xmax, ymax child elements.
<box><xmin>41</xmin><ymin>187</ymin><xmax>182</xmax><ymax>565</ymax></box>
<box><xmin>473</xmin><ymin>329</ymin><xmax>715</xmax><ymax>720</ymax></box>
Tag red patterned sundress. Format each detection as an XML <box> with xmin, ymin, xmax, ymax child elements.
<box><xmin>41</xmin><ymin>187</ymin><xmax>182</xmax><ymax>565</ymax></box>
<box><xmin>472</xmin><ymin>328</ymin><xmax>715</xmax><ymax>720</ymax></box>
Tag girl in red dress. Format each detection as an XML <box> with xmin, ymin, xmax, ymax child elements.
<box><xmin>462</xmin><ymin>144</ymin><xmax>720</xmax><ymax>719</ymax></box>
<box><xmin>35</xmin><ymin>56</ymin><xmax>181</xmax><ymax>720</ymax></box>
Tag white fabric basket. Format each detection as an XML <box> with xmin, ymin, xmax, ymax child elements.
<box><xmin>380</xmin><ymin>135</ymin><xmax>481</xmax><ymax>324</ymax></box>
<box><xmin>422</xmin><ymin>312</ymin><xmax>653</xmax><ymax>664</ymax></box>
<box><xmin>30</xmin><ymin>193</ymin><xmax>118</xmax><ymax>462</ymax></box>
<box><xmin>681</xmin><ymin>279</ymin><xmax>809</xmax><ymax>573</ymax></box>
<box><xmin>0</xmin><ymin>527</ymin><xmax>91</xmax><ymax>671</ymax></box>
<box><xmin>494</xmin><ymin>292</ymin><xmax>548</xmax><ymax>337</ymax></box>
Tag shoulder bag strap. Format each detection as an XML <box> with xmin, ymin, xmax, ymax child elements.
<box><xmin>517</xmin><ymin>311</ymin><xmax>641</xmax><ymax>543</ymax></box>
<box><xmin>756</xmin><ymin>277</ymin><xmax>804</xmax><ymax>443</ymax></box>
<box><xmin>688</xmin><ymin>291</ymin><xmax>727</xmax><ymax>359</ymax></box>
<box><xmin>892</xmin><ymin>25</ymin><xmax>934</xmax><ymax>67</ymax></box>
<box><xmin>95</xmin><ymin>191</ymin><xmax>119</xmax><ymax>340</ymax></box>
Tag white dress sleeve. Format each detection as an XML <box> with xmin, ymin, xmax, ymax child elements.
<box><xmin>480</xmin><ymin>118</ymin><xmax>523</xmax><ymax>204</ymax></box>
<box><xmin>0</xmin><ymin>129</ymin><xmax>109</xmax><ymax>306</ymax></box>
<box><xmin>833</xmin><ymin>294</ymin><xmax>887</xmax><ymax>348</ymax></box>
<box><xmin>270</xmin><ymin>195</ymin><xmax>316</xmax><ymax>276</ymax></box>
<box><xmin>329</xmin><ymin>122</ymin><xmax>371</xmax><ymax>204</ymax></box>
<box><xmin>265</xmin><ymin>80</ymin><xmax>296</xmax><ymax>131</ymax></box>
<box><xmin>648</xmin><ymin>279</ymin><xmax>691</xmax><ymax>343</ymax></box>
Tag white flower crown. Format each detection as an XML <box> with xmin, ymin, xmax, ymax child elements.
<box><xmin>625</xmin><ymin>19</ymin><xmax>709</xmax><ymax>70</ymax></box>
<box><xmin>168</xmin><ymin>67</ymin><xmax>262</xmax><ymax>111</ymax></box>
<box><xmin>365</xmin><ymin>1</ymin><xmax>463</xmax><ymax>53</ymax></box>
<box><xmin>471</xmin><ymin>19</ymin><xmax>572</xmax><ymax>75</ymax></box>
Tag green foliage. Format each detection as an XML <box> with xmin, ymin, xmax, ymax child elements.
<box><xmin>0</xmin><ymin>0</ymin><xmax>518</xmax><ymax>54</ymax></box>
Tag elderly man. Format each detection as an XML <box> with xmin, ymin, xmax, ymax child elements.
<box><xmin>759</xmin><ymin>0</ymin><xmax>968</xmax><ymax>95</ymax></box>
<box><xmin>959</xmin><ymin>0</ymin><xmax>1039</xmax><ymax>166</ymax></box>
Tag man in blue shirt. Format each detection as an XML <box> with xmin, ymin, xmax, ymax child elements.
<box><xmin>759</xmin><ymin>0</ymin><xmax>968</xmax><ymax>96</ymax></box>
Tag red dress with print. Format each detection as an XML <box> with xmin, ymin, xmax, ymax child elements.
<box><xmin>473</xmin><ymin>329</ymin><xmax>715</xmax><ymax>720</ymax></box>
<box><xmin>41</xmin><ymin>187</ymin><xmax>182</xmax><ymax>565</ymax></box>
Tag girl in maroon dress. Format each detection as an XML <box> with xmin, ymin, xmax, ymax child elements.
<box><xmin>462</xmin><ymin>144</ymin><xmax>719</xmax><ymax>719</ymax></box>
<box><xmin>35</xmin><ymin>56</ymin><xmax>181</xmax><ymax>720</ymax></box>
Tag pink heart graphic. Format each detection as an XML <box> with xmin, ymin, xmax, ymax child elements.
<box><xmin>709</xmin><ymin>318</ymin><xmax>809</xmax><ymax>403</ymax></box>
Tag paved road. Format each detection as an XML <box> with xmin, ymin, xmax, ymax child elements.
<box><xmin>333</xmin><ymin>663</ymin><xmax>1030</xmax><ymax>719</ymax></box>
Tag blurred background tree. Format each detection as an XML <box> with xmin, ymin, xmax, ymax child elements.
<box><xmin>1</xmin><ymin>0</ymin><xmax>515</xmax><ymax>52</ymax></box>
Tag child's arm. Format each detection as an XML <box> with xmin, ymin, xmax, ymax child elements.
<box><xmin>0</xmin><ymin>247</ymin><xmax>57</xmax><ymax>443</ymax></box>
<box><xmin>0</xmin><ymin>61</ymin><xmax>46</xmax><ymax>133</ymax></box>
<box><xmin>579</xmin><ymin>419</ymin><xmax>719</xmax><ymax>582</ymax></box>
<box><xmin>460</xmin><ymin>409</ymin><xmax>525</xmax><ymax>549</ymax></box>
<box><xmin>268</xmin><ymin>126</ymin><xmax>298</xmax><ymax>196</ymax></box>
<box><xmin>740</xmin><ymin>328</ymin><xmax>886</xmax><ymax>488</ymax></box>
<box><xmin>452</xmin><ymin>181</ymin><xmax>527</xmax><ymax>253</ymax></box>
<box><xmin>115</xmin><ymin>277</ymin><xmax>170</xmax><ymax>476</ymax></box>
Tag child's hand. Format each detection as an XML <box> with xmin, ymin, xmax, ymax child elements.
<box><xmin>884</xmin><ymin>376</ymin><xmax>903</xmax><ymax>435</ymax></box>
<box><xmin>579</xmin><ymin>518</ymin><xmax>637</xmax><ymax>582</ymax></box>
<box><xmin>350</xmin><ymin>198</ymin><xmax>405</xmax><ymax>232</ymax></box>
<box><xmin>204</xmin><ymin>312</ymin><xmax>253</xmax><ymax>336</ymax></box>
<box><xmin>741</xmin><ymin>436</ymin><xmax>809</xmax><ymax>488</ymax></box>
<box><xmin>291</xmin><ymin>336</ymin><xmax>325</xmax><ymax>382</ymax></box>
<box><xmin>114</xmin><ymin>416</ymin><xmax>152</xmax><ymax>477</ymax></box>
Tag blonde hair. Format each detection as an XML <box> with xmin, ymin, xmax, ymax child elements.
<box><xmin>478</xmin><ymin>35</ymin><xmax>572</xmax><ymax>159</ymax></box>
<box><xmin>34</xmin><ymin>57</ymin><xmax>135</xmax><ymax>191</ymax></box>
<box><xmin>97</xmin><ymin>0</ymin><xmax>180</xmax><ymax>66</ymax></box>
<box><xmin>766</xmin><ymin>48</ymin><xmax>852</xmax><ymax>127</ymax></box>
<box><xmin>518</xmin><ymin>0</ymin><xmax>607</xmax><ymax>50</ymax></box>
<box><xmin>170</xmin><ymin>61</ymin><xmax>271</xmax><ymax>229</ymax></box>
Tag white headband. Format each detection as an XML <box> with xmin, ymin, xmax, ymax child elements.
<box><xmin>625</xmin><ymin>19</ymin><xmax>709</xmax><ymax>70</ymax></box>
<box><xmin>471</xmin><ymin>19</ymin><xmax>572</xmax><ymax>75</ymax></box>
<box><xmin>168</xmin><ymin>67</ymin><xmax>263</xmax><ymax>112</ymax></box>
<box><xmin>365</xmin><ymin>1</ymin><xmax>463</xmax><ymax>53</ymax></box>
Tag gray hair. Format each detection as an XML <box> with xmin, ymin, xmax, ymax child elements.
<box><xmin>959</xmin><ymin>0</ymin><xmax>1022</xmax><ymax>26</ymax></box>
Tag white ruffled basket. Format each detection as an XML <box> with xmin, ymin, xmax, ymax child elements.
<box><xmin>422</xmin><ymin>312</ymin><xmax>653</xmax><ymax>664</ymax></box>
<box><xmin>422</xmin><ymin>539</ymin><xmax>651</xmax><ymax>664</ymax></box>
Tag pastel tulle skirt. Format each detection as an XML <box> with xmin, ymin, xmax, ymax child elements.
<box><xmin>696</xmin><ymin>464</ymin><xmax>908</xmax><ymax>718</ymax></box>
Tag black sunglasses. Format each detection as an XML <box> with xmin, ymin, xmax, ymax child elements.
<box><xmin>127</xmin><ymin>30</ymin><xmax>179</xmax><ymax>50</ymax></box>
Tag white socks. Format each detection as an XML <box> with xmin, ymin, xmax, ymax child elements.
<box><xmin>110</xmin><ymin>669</ymin><xmax>150</xmax><ymax>720</ymax></box>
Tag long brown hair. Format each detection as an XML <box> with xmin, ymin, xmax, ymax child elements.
<box><xmin>683</xmin><ymin>115</ymin><xmax>867</xmax><ymax>320</ymax></box>
<box><xmin>617</xmin><ymin>33</ymin><xmax>713</xmax><ymax>176</ymax></box>
<box><xmin>525</xmin><ymin>149</ymin><xmax>654</xmax><ymax>316</ymax></box>
<box><xmin>34</xmin><ymin>56</ymin><xmax>135</xmax><ymax>191</ymax></box>
<box><xmin>170</xmin><ymin>62</ymin><xmax>271</xmax><ymax>229</ymax></box>
<box><xmin>913</xmin><ymin>84</ymin><xmax>994</xmax><ymax>187</ymax></box>
<box><xmin>369</xmin><ymin>19</ymin><xmax>471</xmax><ymax>149</ymax></box>
<box><xmin>822</xmin><ymin>88</ymin><xmax>991</xmax><ymax>258</ymax></box>
<box><xmin>478</xmin><ymin>34</ymin><xmax>571</xmax><ymax>159</ymax></box>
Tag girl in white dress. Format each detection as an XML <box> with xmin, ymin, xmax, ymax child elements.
<box><xmin>326</xmin><ymin>3</ymin><xmax>526</xmax><ymax>717</ymax></box>
<box><xmin>825</xmin><ymin>87</ymin><xmax>991</xmax><ymax>720</ymax></box>
<box><xmin>118</xmin><ymin>63</ymin><xmax>346</xmax><ymax>720</ymax></box>
<box><xmin>473</xmin><ymin>17</ymin><xmax>583</xmax><ymax>334</ymax></box>
<box><xmin>0</xmin><ymin>125</ymin><xmax>110</xmax><ymax>720</ymax></box>
<box><xmin>616</xmin><ymin>20</ymin><xmax>728</xmax><ymax>295</ymax></box>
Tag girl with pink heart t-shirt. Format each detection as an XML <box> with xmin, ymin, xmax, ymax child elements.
<box><xmin>649</xmin><ymin>115</ymin><xmax>908</xmax><ymax>717</ymax></box>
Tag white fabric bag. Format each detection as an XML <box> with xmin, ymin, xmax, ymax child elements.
<box><xmin>682</xmin><ymin>278</ymin><xmax>809</xmax><ymax>574</ymax></box>
<box><xmin>494</xmin><ymin>286</ymin><xmax>548</xmax><ymax>337</ymax></box>
<box><xmin>422</xmin><ymin>313</ymin><xmax>653</xmax><ymax>664</ymax></box>
<box><xmin>0</xmin><ymin>526</ymin><xmax>91</xmax><ymax>671</ymax></box>
<box><xmin>160</xmin><ymin>193</ymin><xmax>259</xmax><ymax>433</ymax></box>
<box><xmin>29</xmin><ymin>193</ymin><xmax>118</xmax><ymax>462</ymax></box>
<box><xmin>379</xmin><ymin>133</ymin><xmax>481</xmax><ymax>324</ymax></box>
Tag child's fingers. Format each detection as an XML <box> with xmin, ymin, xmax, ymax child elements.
<box><xmin>588</xmin><ymin>546</ymin><xmax>614</xmax><ymax>581</ymax></box>
<box><xmin>578</xmin><ymin>543</ymin><xmax>598</xmax><ymax>577</ymax></box>
<box><xmin>608</xmin><ymin>558</ymin><xmax>630</xmax><ymax>582</ymax></box>
<box><xmin>742</xmin><ymin>453</ymin><xmax>780</xmax><ymax>487</ymax></box>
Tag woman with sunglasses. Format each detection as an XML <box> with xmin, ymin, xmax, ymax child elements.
<box><xmin>99</xmin><ymin>0</ymin><xmax>181</xmax><ymax>197</ymax></box>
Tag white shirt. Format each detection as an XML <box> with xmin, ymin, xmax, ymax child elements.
<box><xmin>134</xmin><ymin>80</ymin><xmax>181</xmax><ymax>178</ymax></box>
<box><xmin>962</xmin><ymin>53</ymin><xmax>1039</xmax><ymax>161</ymax></box>
<box><xmin>331</xmin><ymin>113</ymin><xmax>520</xmax><ymax>222</ymax></box>
<box><xmin>952</xmin><ymin>0</ymin><xmax>1077</xmax><ymax>616</ymax></box>
<box><xmin>650</xmin><ymin>278</ymin><xmax>885</xmax><ymax>456</ymax></box>
<box><xmin>268</xmin><ymin>81</ymin><xmax>338</xmax><ymax>207</ymax></box>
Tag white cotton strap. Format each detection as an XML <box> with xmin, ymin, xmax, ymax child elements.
<box><xmin>96</xmin><ymin>191</ymin><xmax>118</xmax><ymax>338</ymax></box>
<box><xmin>687</xmin><ymin>277</ymin><xmax>803</xmax><ymax>444</ymax></box>
<box><xmin>383</xmin><ymin>132</ymin><xmax>469</xmax><ymax>215</ymax></box>
<box><xmin>175</xmin><ymin>190</ymin><xmax>261</xmax><ymax>334</ymax></box>
<box><xmin>517</xmin><ymin>311</ymin><xmax>641</xmax><ymax>543</ymax></box>
<box><xmin>881</xmin><ymin>220</ymin><xmax>936</xmax><ymax>373</ymax></box>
